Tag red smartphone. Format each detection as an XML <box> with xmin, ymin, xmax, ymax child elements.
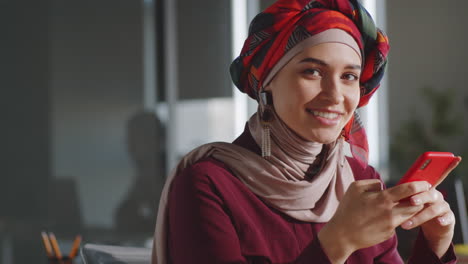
<box><xmin>397</xmin><ymin>152</ymin><xmax>459</xmax><ymax>187</ymax></box>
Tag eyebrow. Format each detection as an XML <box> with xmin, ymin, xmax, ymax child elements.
<box><xmin>298</xmin><ymin>57</ymin><xmax>361</xmax><ymax>70</ymax></box>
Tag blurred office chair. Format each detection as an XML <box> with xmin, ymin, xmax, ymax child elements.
<box><xmin>80</xmin><ymin>243</ymin><xmax>151</xmax><ymax>264</ymax></box>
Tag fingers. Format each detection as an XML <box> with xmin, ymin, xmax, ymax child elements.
<box><xmin>408</xmin><ymin>188</ymin><xmax>440</xmax><ymax>206</ymax></box>
<box><xmin>436</xmin><ymin>211</ymin><xmax>455</xmax><ymax>226</ymax></box>
<box><xmin>384</xmin><ymin>181</ymin><xmax>431</xmax><ymax>202</ymax></box>
<box><xmin>392</xmin><ymin>202</ymin><xmax>424</xmax><ymax>224</ymax></box>
<box><xmin>401</xmin><ymin>202</ymin><xmax>453</xmax><ymax>229</ymax></box>
<box><xmin>399</xmin><ymin>189</ymin><xmax>454</xmax><ymax>230</ymax></box>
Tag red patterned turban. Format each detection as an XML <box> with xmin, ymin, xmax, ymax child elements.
<box><xmin>230</xmin><ymin>0</ymin><xmax>390</xmax><ymax>166</ymax></box>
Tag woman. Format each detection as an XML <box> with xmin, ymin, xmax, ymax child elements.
<box><xmin>152</xmin><ymin>0</ymin><xmax>461</xmax><ymax>263</ymax></box>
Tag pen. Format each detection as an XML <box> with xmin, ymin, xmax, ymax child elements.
<box><xmin>48</xmin><ymin>232</ymin><xmax>63</xmax><ymax>259</ymax></box>
<box><xmin>68</xmin><ymin>235</ymin><xmax>82</xmax><ymax>258</ymax></box>
<box><xmin>40</xmin><ymin>231</ymin><xmax>54</xmax><ymax>257</ymax></box>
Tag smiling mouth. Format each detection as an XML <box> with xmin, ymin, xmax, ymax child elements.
<box><xmin>306</xmin><ymin>109</ymin><xmax>341</xmax><ymax>120</ymax></box>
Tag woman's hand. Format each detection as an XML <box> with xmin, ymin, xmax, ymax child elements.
<box><xmin>318</xmin><ymin>180</ymin><xmax>430</xmax><ymax>263</ymax></box>
<box><xmin>400</xmin><ymin>157</ymin><xmax>462</xmax><ymax>258</ymax></box>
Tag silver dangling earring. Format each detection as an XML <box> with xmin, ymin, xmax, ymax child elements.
<box><xmin>259</xmin><ymin>90</ymin><xmax>273</xmax><ymax>159</ymax></box>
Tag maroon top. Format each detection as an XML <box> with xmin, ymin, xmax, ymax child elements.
<box><xmin>167</xmin><ymin>128</ymin><xmax>457</xmax><ymax>263</ymax></box>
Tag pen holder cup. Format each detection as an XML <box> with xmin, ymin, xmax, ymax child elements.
<box><xmin>48</xmin><ymin>256</ymin><xmax>75</xmax><ymax>264</ymax></box>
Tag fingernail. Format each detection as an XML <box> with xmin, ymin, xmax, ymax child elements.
<box><xmin>438</xmin><ymin>217</ymin><xmax>446</xmax><ymax>225</ymax></box>
<box><xmin>411</xmin><ymin>197</ymin><xmax>422</xmax><ymax>205</ymax></box>
<box><xmin>427</xmin><ymin>183</ymin><xmax>432</xmax><ymax>190</ymax></box>
<box><xmin>402</xmin><ymin>220</ymin><xmax>413</xmax><ymax>229</ymax></box>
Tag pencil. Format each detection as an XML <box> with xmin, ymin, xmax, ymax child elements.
<box><xmin>40</xmin><ymin>231</ymin><xmax>54</xmax><ymax>257</ymax></box>
<box><xmin>48</xmin><ymin>232</ymin><xmax>63</xmax><ymax>259</ymax></box>
<box><xmin>68</xmin><ymin>235</ymin><xmax>82</xmax><ymax>258</ymax></box>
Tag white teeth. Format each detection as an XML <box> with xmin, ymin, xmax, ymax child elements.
<box><xmin>310</xmin><ymin>110</ymin><xmax>339</xmax><ymax>119</ymax></box>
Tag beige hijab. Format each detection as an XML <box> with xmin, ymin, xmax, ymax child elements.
<box><xmin>151</xmin><ymin>111</ymin><xmax>355</xmax><ymax>264</ymax></box>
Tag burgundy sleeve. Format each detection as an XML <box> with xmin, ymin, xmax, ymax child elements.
<box><xmin>167</xmin><ymin>161</ymin><xmax>335</xmax><ymax>264</ymax></box>
<box><xmin>294</xmin><ymin>236</ymin><xmax>332</xmax><ymax>264</ymax></box>
<box><xmin>373</xmin><ymin>234</ymin><xmax>405</xmax><ymax>263</ymax></box>
<box><xmin>407</xmin><ymin>231</ymin><xmax>457</xmax><ymax>264</ymax></box>
<box><xmin>168</xmin><ymin>162</ymin><xmax>247</xmax><ymax>264</ymax></box>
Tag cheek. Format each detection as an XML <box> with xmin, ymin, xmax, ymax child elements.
<box><xmin>292</xmin><ymin>81</ymin><xmax>319</xmax><ymax>105</ymax></box>
<box><xmin>273</xmin><ymin>94</ymin><xmax>300</xmax><ymax>118</ymax></box>
<box><xmin>284</xmin><ymin>87</ymin><xmax>313</xmax><ymax>115</ymax></box>
<box><xmin>346</xmin><ymin>87</ymin><xmax>361</xmax><ymax>111</ymax></box>
<box><xmin>273</xmin><ymin>82</ymin><xmax>308</xmax><ymax>111</ymax></box>
<box><xmin>341</xmin><ymin>88</ymin><xmax>360</xmax><ymax>126</ymax></box>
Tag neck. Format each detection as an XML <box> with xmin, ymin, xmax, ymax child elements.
<box><xmin>248</xmin><ymin>109</ymin><xmax>331</xmax><ymax>178</ymax></box>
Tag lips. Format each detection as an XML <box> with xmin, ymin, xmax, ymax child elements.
<box><xmin>311</xmin><ymin>110</ymin><xmax>338</xmax><ymax>119</ymax></box>
<box><xmin>306</xmin><ymin>109</ymin><xmax>343</xmax><ymax>126</ymax></box>
<box><xmin>306</xmin><ymin>109</ymin><xmax>343</xmax><ymax>119</ymax></box>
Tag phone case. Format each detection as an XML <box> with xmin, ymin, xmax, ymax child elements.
<box><xmin>397</xmin><ymin>152</ymin><xmax>457</xmax><ymax>186</ymax></box>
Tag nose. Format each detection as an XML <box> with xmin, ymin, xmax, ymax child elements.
<box><xmin>320</xmin><ymin>76</ymin><xmax>344</xmax><ymax>104</ymax></box>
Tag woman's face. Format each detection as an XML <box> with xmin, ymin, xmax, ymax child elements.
<box><xmin>266</xmin><ymin>42</ymin><xmax>361</xmax><ymax>144</ymax></box>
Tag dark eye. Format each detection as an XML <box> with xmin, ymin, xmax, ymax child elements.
<box><xmin>303</xmin><ymin>68</ymin><xmax>321</xmax><ymax>77</ymax></box>
<box><xmin>342</xmin><ymin>73</ymin><xmax>359</xmax><ymax>81</ymax></box>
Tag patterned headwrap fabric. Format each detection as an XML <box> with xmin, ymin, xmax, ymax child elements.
<box><xmin>230</xmin><ymin>0</ymin><xmax>390</xmax><ymax>166</ymax></box>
